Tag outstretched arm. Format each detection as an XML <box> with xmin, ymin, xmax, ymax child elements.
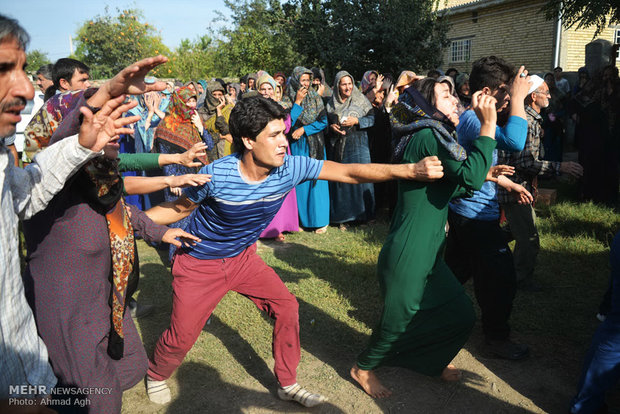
<box><xmin>157</xmin><ymin>142</ymin><xmax>208</xmax><ymax>168</ymax></box>
<box><xmin>86</xmin><ymin>55</ymin><xmax>169</xmax><ymax>108</ymax></box>
<box><xmin>123</xmin><ymin>174</ymin><xmax>211</xmax><ymax>195</ymax></box>
<box><xmin>317</xmin><ymin>156</ymin><xmax>443</xmax><ymax>184</ymax></box>
<box><xmin>145</xmin><ymin>195</ymin><xmax>199</xmax><ymax>225</ymax></box>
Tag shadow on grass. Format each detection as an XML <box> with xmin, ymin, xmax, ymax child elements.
<box><xmin>271</xmin><ymin>242</ymin><xmax>382</xmax><ymax>330</ymax></box>
<box><xmin>134</xmin><ymin>242</ymin><xmax>561</xmax><ymax>413</ymax></box>
<box><xmin>137</xmin><ymin>262</ymin><xmax>175</xmax><ymax>351</ymax></box>
<box><xmin>460</xmin><ymin>244</ymin><xmax>612</xmax><ymax>413</ymax></box>
<box><xmin>166</xmin><ymin>361</ymin><xmax>346</xmax><ymax>413</ymax></box>
<box><xmin>202</xmin><ymin>314</ymin><xmax>277</xmax><ymax>393</ymax></box>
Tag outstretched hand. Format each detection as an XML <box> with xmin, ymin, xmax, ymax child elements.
<box><xmin>162</xmin><ymin>228</ymin><xmax>201</xmax><ymax>248</ymax></box>
<box><xmin>78</xmin><ymin>95</ymin><xmax>140</xmax><ymax>152</ymax></box>
<box><xmin>166</xmin><ymin>173</ymin><xmax>211</xmax><ymax>189</ymax></box>
<box><xmin>413</xmin><ymin>156</ymin><xmax>443</xmax><ymax>181</ymax></box>
<box><xmin>179</xmin><ymin>142</ymin><xmax>207</xmax><ymax>168</ymax></box>
<box><xmin>104</xmin><ymin>55</ymin><xmax>169</xmax><ymax>98</ymax></box>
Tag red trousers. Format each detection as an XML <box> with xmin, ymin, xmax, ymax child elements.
<box><xmin>147</xmin><ymin>243</ymin><xmax>300</xmax><ymax>386</ymax></box>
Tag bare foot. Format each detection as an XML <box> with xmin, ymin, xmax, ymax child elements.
<box><xmin>275</xmin><ymin>233</ymin><xmax>285</xmax><ymax>242</ymax></box>
<box><xmin>350</xmin><ymin>365</ymin><xmax>392</xmax><ymax>398</ymax></box>
<box><xmin>440</xmin><ymin>364</ymin><xmax>462</xmax><ymax>382</ymax></box>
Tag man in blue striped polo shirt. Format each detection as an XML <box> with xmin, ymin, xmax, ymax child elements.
<box><xmin>144</xmin><ymin>96</ymin><xmax>444</xmax><ymax>407</ymax></box>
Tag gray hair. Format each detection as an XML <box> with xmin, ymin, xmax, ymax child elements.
<box><xmin>36</xmin><ymin>63</ymin><xmax>53</xmax><ymax>79</ymax></box>
<box><xmin>0</xmin><ymin>15</ymin><xmax>29</xmax><ymax>50</ymax></box>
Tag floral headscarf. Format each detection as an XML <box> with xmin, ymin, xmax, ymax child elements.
<box><xmin>360</xmin><ymin>70</ymin><xmax>379</xmax><ymax>95</ymax></box>
<box><xmin>154</xmin><ymin>86</ymin><xmax>207</xmax><ymax>164</ymax></box>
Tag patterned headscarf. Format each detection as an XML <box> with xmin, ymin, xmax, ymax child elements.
<box><xmin>281</xmin><ymin>66</ymin><xmax>325</xmax><ymax>125</ymax></box>
<box><xmin>257</xmin><ymin>73</ymin><xmax>278</xmax><ymax>96</ymax></box>
<box><xmin>24</xmin><ymin>89</ymin><xmax>87</xmax><ymax>161</ymax></box>
<box><xmin>390</xmin><ymin>84</ymin><xmax>466</xmax><ymax>163</ymax></box>
<box><xmin>360</xmin><ymin>70</ymin><xmax>379</xmax><ymax>95</ymax></box>
<box><xmin>326</xmin><ymin>71</ymin><xmax>373</xmax><ymax>122</ymax></box>
<box><xmin>395</xmin><ymin>70</ymin><xmax>417</xmax><ymax>93</ymax></box>
<box><xmin>154</xmin><ymin>86</ymin><xmax>207</xmax><ymax>164</ymax></box>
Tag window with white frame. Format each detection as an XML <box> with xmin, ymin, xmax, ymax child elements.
<box><xmin>450</xmin><ymin>38</ymin><xmax>472</xmax><ymax>63</ymax></box>
<box><xmin>616</xmin><ymin>28</ymin><xmax>620</xmax><ymax>58</ymax></box>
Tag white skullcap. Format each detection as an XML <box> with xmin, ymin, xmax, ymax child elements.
<box><xmin>528</xmin><ymin>75</ymin><xmax>545</xmax><ymax>95</ymax></box>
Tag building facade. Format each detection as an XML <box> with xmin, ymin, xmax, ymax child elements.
<box><xmin>438</xmin><ymin>0</ymin><xmax>619</xmax><ymax>74</ymax></box>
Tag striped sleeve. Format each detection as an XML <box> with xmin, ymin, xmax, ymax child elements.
<box><xmin>185</xmin><ymin>163</ymin><xmax>213</xmax><ymax>203</ymax></box>
<box><xmin>288</xmin><ymin>156</ymin><xmax>324</xmax><ymax>186</ymax></box>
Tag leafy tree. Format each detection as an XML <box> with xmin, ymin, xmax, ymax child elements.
<box><xmin>215</xmin><ymin>0</ymin><xmax>303</xmax><ymax>77</ymax></box>
<box><xmin>167</xmin><ymin>35</ymin><xmax>218</xmax><ymax>81</ymax></box>
<box><xmin>26</xmin><ymin>50</ymin><xmax>50</xmax><ymax>73</ymax></box>
<box><xmin>286</xmin><ymin>0</ymin><xmax>449</xmax><ymax>80</ymax></box>
<box><xmin>543</xmin><ymin>0</ymin><xmax>620</xmax><ymax>37</ymax></box>
<box><xmin>74</xmin><ymin>8</ymin><xmax>170</xmax><ymax>78</ymax></box>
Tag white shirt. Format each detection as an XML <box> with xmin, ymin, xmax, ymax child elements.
<box><xmin>0</xmin><ymin>135</ymin><xmax>99</xmax><ymax>398</ymax></box>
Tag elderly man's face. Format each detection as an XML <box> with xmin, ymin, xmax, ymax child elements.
<box><xmin>0</xmin><ymin>37</ymin><xmax>34</xmax><ymax>138</ymax></box>
<box><xmin>36</xmin><ymin>73</ymin><xmax>53</xmax><ymax>93</ymax></box>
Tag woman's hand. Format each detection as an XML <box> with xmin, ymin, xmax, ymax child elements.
<box><xmin>165</xmin><ymin>173</ymin><xmax>211</xmax><ymax>189</ymax></box>
<box><xmin>330</xmin><ymin>123</ymin><xmax>346</xmax><ymax>136</ymax></box>
<box><xmin>385</xmin><ymin>87</ymin><xmax>398</xmax><ymax>108</ymax></box>
<box><xmin>316</xmin><ymin>83</ymin><xmax>325</xmax><ymax>96</ymax></box>
<box><xmin>144</xmin><ymin>93</ymin><xmax>155</xmax><ymax>112</ymax></box>
<box><xmin>340</xmin><ymin>117</ymin><xmax>358</xmax><ymax>127</ymax></box>
<box><xmin>176</xmin><ymin>142</ymin><xmax>207</xmax><ymax>168</ymax></box>
<box><xmin>216</xmin><ymin>97</ymin><xmax>226</xmax><ymax>116</ymax></box>
<box><xmin>191</xmin><ymin>112</ymin><xmax>204</xmax><ymax>134</ymax></box>
<box><xmin>295</xmin><ymin>86</ymin><xmax>308</xmax><ymax>105</ymax></box>
<box><xmin>291</xmin><ymin>127</ymin><xmax>305</xmax><ymax>140</ymax></box>
<box><xmin>512</xmin><ymin>183</ymin><xmax>534</xmax><ymax>204</ymax></box>
<box><xmin>162</xmin><ymin>228</ymin><xmax>201</xmax><ymax>248</ymax></box>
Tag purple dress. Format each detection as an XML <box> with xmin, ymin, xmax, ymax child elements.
<box><xmin>23</xmin><ymin>94</ymin><xmax>169</xmax><ymax>413</ymax></box>
<box><xmin>260</xmin><ymin>108</ymin><xmax>302</xmax><ymax>238</ymax></box>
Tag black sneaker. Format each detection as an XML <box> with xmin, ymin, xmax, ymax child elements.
<box><xmin>485</xmin><ymin>339</ymin><xmax>530</xmax><ymax>360</ymax></box>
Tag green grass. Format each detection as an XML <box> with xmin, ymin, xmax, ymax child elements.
<box><xmin>122</xmin><ymin>193</ymin><xmax>620</xmax><ymax>413</ymax></box>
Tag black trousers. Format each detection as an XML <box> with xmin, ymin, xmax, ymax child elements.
<box><xmin>445</xmin><ymin>209</ymin><xmax>517</xmax><ymax>340</ymax></box>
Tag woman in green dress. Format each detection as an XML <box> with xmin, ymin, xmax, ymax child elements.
<box><xmin>351</xmin><ymin>78</ymin><xmax>501</xmax><ymax>398</ymax></box>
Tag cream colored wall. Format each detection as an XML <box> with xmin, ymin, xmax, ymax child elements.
<box><xmin>560</xmin><ymin>25</ymin><xmax>620</xmax><ymax>71</ymax></box>
<box><xmin>442</xmin><ymin>0</ymin><xmax>556</xmax><ymax>73</ymax></box>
